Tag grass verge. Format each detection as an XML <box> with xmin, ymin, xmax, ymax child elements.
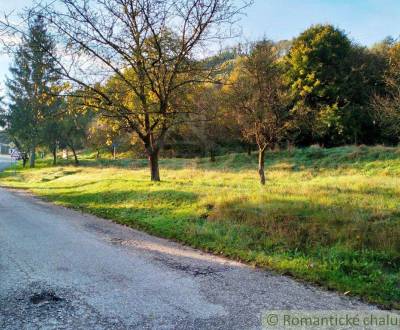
<box><xmin>0</xmin><ymin>145</ymin><xmax>399</xmax><ymax>308</ymax></box>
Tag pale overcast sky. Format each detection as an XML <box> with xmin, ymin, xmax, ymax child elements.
<box><xmin>1</xmin><ymin>0</ymin><xmax>400</xmax><ymax>91</ymax></box>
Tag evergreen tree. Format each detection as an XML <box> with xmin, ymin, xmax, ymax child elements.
<box><xmin>6</xmin><ymin>15</ymin><xmax>60</xmax><ymax>167</ymax></box>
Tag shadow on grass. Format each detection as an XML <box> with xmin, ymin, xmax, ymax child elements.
<box><xmin>40</xmin><ymin>188</ymin><xmax>199</xmax><ymax>209</ymax></box>
<box><xmin>211</xmin><ymin>196</ymin><xmax>400</xmax><ymax>254</ymax></box>
<box><xmin>30</xmin><ymin>177</ymin><xmax>400</xmax><ymax>257</ymax></box>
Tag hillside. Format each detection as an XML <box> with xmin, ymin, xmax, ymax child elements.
<box><xmin>0</xmin><ymin>145</ymin><xmax>399</xmax><ymax>308</ymax></box>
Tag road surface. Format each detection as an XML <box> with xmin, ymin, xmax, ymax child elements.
<box><xmin>0</xmin><ymin>155</ymin><xmax>373</xmax><ymax>329</ymax></box>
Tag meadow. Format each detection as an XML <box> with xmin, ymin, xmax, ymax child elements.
<box><xmin>1</xmin><ymin>145</ymin><xmax>399</xmax><ymax>308</ymax></box>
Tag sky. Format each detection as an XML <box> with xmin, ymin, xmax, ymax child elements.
<box><xmin>0</xmin><ymin>0</ymin><xmax>399</xmax><ymax>90</ymax></box>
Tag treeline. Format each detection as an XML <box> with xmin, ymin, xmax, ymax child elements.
<box><xmin>0</xmin><ymin>0</ymin><xmax>399</xmax><ymax>184</ymax></box>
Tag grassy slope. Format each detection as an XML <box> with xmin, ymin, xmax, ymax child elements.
<box><xmin>1</xmin><ymin>145</ymin><xmax>399</xmax><ymax>308</ymax></box>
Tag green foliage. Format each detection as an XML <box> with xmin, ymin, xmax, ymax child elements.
<box><xmin>57</xmin><ymin>96</ymin><xmax>94</xmax><ymax>164</ymax></box>
<box><xmin>1</xmin><ymin>145</ymin><xmax>399</xmax><ymax>308</ymax></box>
<box><xmin>286</xmin><ymin>25</ymin><xmax>351</xmax><ymax>104</ymax></box>
<box><xmin>0</xmin><ymin>131</ymin><xmax>9</xmax><ymax>144</ymax></box>
<box><xmin>372</xmin><ymin>40</ymin><xmax>400</xmax><ymax>143</ymax></box>
<box><xmin>6</xmin><ymin>15</ymin><xmax>61</xmax><ymax>165</ymax></box>
<box><xmin>0</xmin><ymin>98</ymin><xmax>6</xmax><ymax>128</ymax></box>
<box><xmin>285</xmin><ymin>24</ymin><xmax>385</xmax><ymax>146</ymax></box>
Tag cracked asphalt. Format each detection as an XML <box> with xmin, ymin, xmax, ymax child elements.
<box><xmin>0</xmin><ymin>155</ymin><xmax>376</xmax><ymax>329</ymax></box>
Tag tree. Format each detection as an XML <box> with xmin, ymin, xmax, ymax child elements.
<box><xmin>6</xmin><ymin>15</ymin><xmax>60</xmax><ymax>167</ymax></box>
<box><xmin>161</xmin><ymin>51</ymin><xmax>243</xmax><ymax>159</ymax></box>
<box><xmin>0</xmin><ymin>97</ymin><xmax>6</xmax><ymax>128</ymax></box>
<box><xmin>340</xmin><ymin>45</ymin><xmax>387</xmax><ymax>145</ymax></box>
<box><xmin>58</xmin><ymin>97</ymin><xmax>93</xmax><ymax>165</ymax></box>
<box><xmin>87</xmin><ymin>117</ymin><xmax>115</xmax><ymax>159</ymax></box>
<box><xmin>285</xmin><ymin>25</ymin><xmax>353</xmax><ymax>146</ymax></box>
<box><xmin>372</xmin><ymin>41</ymin><xmax>400</xmax><ymax>141</ymax></box>
<box><xmin>6</xmin><ymin>0</ymin><xmax>251</xmax><ymax>181</ymax></box>
<box><xmin>225</xmin><ymin>41</ymin><xmax>289</xmax><ymax>185</ymax></box>
<box><xmin>185</xmin><ymin>83</ymin><xmax>224</xmax><ymax>161</ymax></box>
<box><xmin>285</xmin><ymin>25</ymin><xmax>388</xmax><ymax>146</ymax></box>
<box><xmin>42</xmin><ymin>117</ymin><xmax>61</xmax><ymax>165</ymax></box>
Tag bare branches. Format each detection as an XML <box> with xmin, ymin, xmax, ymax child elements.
<box><xmin>0</xmin><ymin>0</ymin><xmax>251</xmax><ymax>180</ymax></box>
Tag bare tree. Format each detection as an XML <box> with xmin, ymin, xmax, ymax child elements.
<box><xmin>225</xmin><ymin>41</ymin><xmax>289</xmax><ymax>185</ymax></box>
<box><xmin>1</xmin><ymin>0</ymin><xmax>251</xmax><ymax>181</ymax></box>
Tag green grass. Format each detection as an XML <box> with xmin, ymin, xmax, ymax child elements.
<box><xmin>1</xmin><ymin>145</ymin><xmax>399</xmax><ymax>308</ymax></box>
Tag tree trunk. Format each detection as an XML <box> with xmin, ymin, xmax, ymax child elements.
<box><xmin>22</xmin><ymin>155</ymin><xmax>27</xmax><ymax>168</ymax></box>
<box><xmin>247</xmin><ymin>144</ymin><xmax>252</xmax><ymax>156</ymax></box>
<box><xmin>258</xmin><ymin>147</ymin><xmax>266</xmax><ymax>185</ymax></box>
<box><xmin>30</xmin><ymin>147</ymin><xmax>36</xmax><ymax>168</ymax></box>
<box><xmin>209</xmin><ymin>148</ymin><xmax>216</xmax><ymax>162</ymax></box>
<box><xmin>52</xmin><ymin>148</ymin><xmax>57</xmax><ymax>165</ymax></box>
<box><xmin>354</xmin><ymin>132</ymin><xmax>358</xmax><ymax>146</ymax></box>
<box><xmin>70</xmin><ymin>146</ymin><xmax>79</xmax><ymax>165</ymax></box>
<box><xmin>149</xmin><ymin>150</ymin><xmax>160</xmax><ymax>182</ymax></box>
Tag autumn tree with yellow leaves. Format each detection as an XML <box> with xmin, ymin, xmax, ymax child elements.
<box><xmin>225</xmin><ymin>41</ymin><xmax>289</xmax><ymax>185</ymax></box>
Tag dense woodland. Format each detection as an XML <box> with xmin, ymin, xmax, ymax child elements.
<box><xmin>0</xmin><ymin>0</ymin><xmax>399</xmax><ymax>184</ymax></box>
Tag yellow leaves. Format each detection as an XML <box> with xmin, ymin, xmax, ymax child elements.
<box><xmin>305</xmin><ymin>72</ymin><xmax>316</xmax><ymax>82</ymax></box>
<box><xmin>224</xmin><ymin>58</ymin><xmax>245</xmax><ymax>87</ymax></box>
<box><xmin>148</xmin><ymin>90</ymin><xmax>158</xmax><ymax>103</ymax></box>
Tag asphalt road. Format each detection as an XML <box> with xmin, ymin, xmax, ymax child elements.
<box><xmin>0</xmin><ymin>155</ymin><xmax>374</xmax><ymax>329</ymax></box>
